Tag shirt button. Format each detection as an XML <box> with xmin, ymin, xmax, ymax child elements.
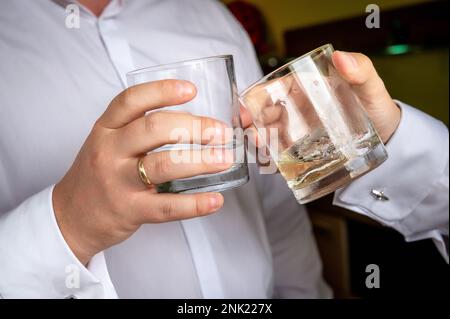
<box><xmin>371</xmin><ymin>189</ymin><xmax>389</xmax><ymax>201</ymax></box>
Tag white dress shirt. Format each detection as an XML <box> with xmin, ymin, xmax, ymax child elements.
<box><xmin>0</xmin><ymin>0</ymin><xmax>447</xmax><ymax>299</ymax></box>
<box><xmin>0</xmin><ymin>0</ymin><xmax>330</xmax><ymax>299</ymax></box>
<box><xmin>334</xmin><ymin>101</ymin><xmax>449</xmax><ymax>262</ymax></box>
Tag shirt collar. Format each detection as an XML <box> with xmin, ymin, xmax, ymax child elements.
<box><xmin>51</xmin><ymin>0</ymin><xmax>124</xmax><ymax>19</ymax></box>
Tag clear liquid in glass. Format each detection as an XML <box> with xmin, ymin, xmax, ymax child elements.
<box><xmin>156</xmin><ymin>139</ymin><xmax>248</xmax><ymax>194</ymax></box>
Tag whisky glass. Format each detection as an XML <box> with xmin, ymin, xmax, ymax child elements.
<box><xmin>239</xmin><ymin>44</ymin><xmax>388</xmax><ymax>203</ymax></box>
<box><xmin>127</xmin><ymin>55</ymin><xmax>248</xmax><ymax>193</ymax></box>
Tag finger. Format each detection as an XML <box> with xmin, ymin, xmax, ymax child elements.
<box><xmin>331</xmin><ymin>51</ymin><xmax>400</xmax><ymax>143</ymax></box>
<box><xmin>261</xmin><ymin>104</ymin><xmax>284</xmax><ymax>125</ymax></box>
<box><xmin>241</xmin><ymin>104</ymin><xmax>285</xmax><ymax>149</ymax></box>
<box><xmin>138</xmin><ymin>148</ymin><xmax>233</xmax><ymax>185</ymax></box>
<box><xmin>331</xmin><ymin>51</ymin><xmax>387</xmax><ymax>101</ymax></box>
<box><xmin>240</xmin><ymin>104</ymin><xmax>266</xmax><ymax>147</ymax></box>
<box><xmin>240</xmin><ymin>83</ymin><xmax>273</xmax><ymax>124</ymax></box>
<box><xmin>241</xmin><ymin>125</ymin><xmax>274</xmax><ymax>170</ymax></box>
<box><xmin>97</xmin><ymin>79</ymin><xmax>197</xmax><ymax>129</ymax></box>
<box><xmin>240</xmin><ymin>76</ymin><xmax>294</xmax><ymax>127</ymax></box>
<box><xmin>116</xmin><ymin>111</ymin><xmax>230</xmax><ymax>155</ymax></box>
<box><xmin>240</xmin><ymin>105</ymin><xmax>253</xmax><ymax>128</ymax></box>
<box><xmin>134</xmin><ymin>192</ymin><xmax>224</xmax><ymax>223</ymax></box>
<box><xmin>244</xmin><ymin>124</ymin><xmax>263</xmax><ymax>148</ymax></box>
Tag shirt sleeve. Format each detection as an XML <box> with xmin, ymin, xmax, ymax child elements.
<box><xmin>333</xmin><ymin>102</ymin><xmax>449</xmax><ymax>263</ymax></box>
<box><xmin>0</xmin><ymin>185</ymin><xmax>118</xmax><ymax>298</ymax></box>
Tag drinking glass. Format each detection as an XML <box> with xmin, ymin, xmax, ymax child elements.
<box><xmin>239</xmin><ymin>44</ymin><xmax>388</xmax><ymax>204</ymax></box>
<box><xmin>127</xmin><ymin>55</ymin><xmax>248</xmax><ymax>193</ymax></box>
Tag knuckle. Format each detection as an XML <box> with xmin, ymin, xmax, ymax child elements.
<box><xmin>117</xmin><ymin>87</ymin><xmax>135</xmax><ymax>107</ymax></box>
<box><xmin>358</xmin><ymin>53</ymin><xmax>374</xmax><ymax>68</ymax></box>
<box><xmin>159</xmin><ymin>201</ymin><xmax>174</xmax><ymax>220</ymax></box>
<box><xmin>144</xmin><ymin>112</ymin><xmax>160</xmax><ymax>134</ymax></box>
<box><xmin>92</xmin><ymin>119</ymin><xmax>104</xmax><ymax>131</ymax></box>
<box><xmin>89</xmin><ymin>145</ymin><xmax>108</xmax><ymax>170</ymax></box>
<box><xmin>193</xmin><ymin>198</ymin><xmax>202</xmax><ymax>217</ymax></box>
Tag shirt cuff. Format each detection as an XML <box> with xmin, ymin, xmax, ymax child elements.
<box><xmin>333</xmin><ymin>102</ymin><xmax>449</xmax><ymax>253</ymax></box>
<box><xmin>0</xmin><ymin>185</ymin><xmax>117</xmax><ymax>298</ymax></box>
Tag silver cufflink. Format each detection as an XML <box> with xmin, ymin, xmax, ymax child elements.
<box><xmin>371</xmin><ymin>189</ymin><xmax>389</xmax><ymax>201</ymax></box>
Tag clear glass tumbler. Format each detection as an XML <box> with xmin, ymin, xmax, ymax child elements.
<box><xmin>240</xmin><ymin>44</ymin><xmax>388</xmax><ymax>204</ymax></box>
<box><xmin>127</xmin><ymin>55</ymin><xmax>248</xmax><ymax>193</ymax></box>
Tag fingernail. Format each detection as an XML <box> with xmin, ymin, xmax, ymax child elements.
<box><xmin>177</xmin><ymin>81</ymin><xmax>195</xmax><ymax>97</ymax></box>
<box><xmin>342</xmin><ymin>51</ymin><xmax>358</xmax><ymax>70</ymax></box>
<box><xmin>209</xmin><ymin>194</ymin><xmax>223</xmax><ymax>210</ymax></box>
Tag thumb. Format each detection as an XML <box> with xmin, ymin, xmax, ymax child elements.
<box><xmin>332</xmin><ymin>50</ymin><xmax>401</xmax><ymax>143</ymax></box>
<box><xmin>331</xmin><ymin>51</ymin><xmax>387</xmax><ymax>103</ymax></box>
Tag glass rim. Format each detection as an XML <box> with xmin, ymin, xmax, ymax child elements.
<box><xmin>127</xmin><ymin>54</ymin><xmax>233</xmax><ymax>77</ymax></box>
<box><xmin>240</xmin><ymin>43</ymin><xmax>334</xmax><ymax>97</ymax></box>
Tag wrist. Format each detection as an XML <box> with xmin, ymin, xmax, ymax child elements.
<box><xmin>53</xmin><ymin>182</ymin><xmax>94</xmax><ymax>265</ymax></box>
<box><xmin>381</xmin><ymin>99</ymin><xmax>402</xmax><ymax>144</ymax></box>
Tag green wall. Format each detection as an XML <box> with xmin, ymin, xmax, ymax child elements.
<box><xmin>373</xmin><ymin>48</ymin><xmax>449</xmax><ymax>124</ymax></box>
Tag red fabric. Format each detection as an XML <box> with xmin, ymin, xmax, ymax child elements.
<box><xmin>227</xmin><ymin>1</ymin><xmax>270</xmax><ymax>54</ymax></box>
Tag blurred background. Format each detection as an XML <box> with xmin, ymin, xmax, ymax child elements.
<box><xmin>223</xmin><ymin>0</ymin><xmax>449</xmax><ymax>298</ymax></box>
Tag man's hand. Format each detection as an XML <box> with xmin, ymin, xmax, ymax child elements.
<box><xmin>53</xmin><ymin>80</ymin><xmax>232</xmax><ymax>265</ymax></box>
<box><xmin>331</xmin><ymin>51</ymin><xmax>401</xmax><ymax>143</ymax></box>
<box><xmin>240</xmin><ymin>51</ymin><xmax>401</xmax><ymax>145</ymax></box>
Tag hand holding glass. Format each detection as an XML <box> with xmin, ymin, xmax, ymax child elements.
<box><xmin>240</xmin><ymin>44</ymin><xmax>388</xmax><ymax>203</ymax></box>
<box><xmin>127</xmin><ymin>55</ymin><xmax>248</xmax><ymax>194</ymax></box>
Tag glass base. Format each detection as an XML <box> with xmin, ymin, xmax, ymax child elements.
<box><xmin>156</xmin><ymin>163</ymin><xmax>249</xmax><ymax>194</ymax></box>
<box><xmin>292</xmin><ymin>143</ymin><xmax>388</xmax><ymax>204</ymax></box>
